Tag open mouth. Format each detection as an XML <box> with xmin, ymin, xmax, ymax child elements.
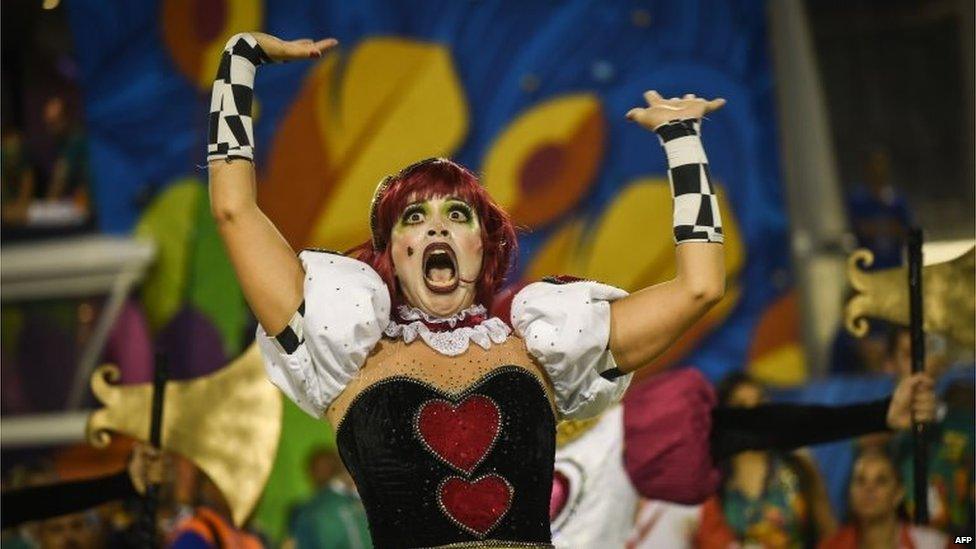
<box><xmin>422</xmin><ymin>243</ymin><xmax>459</xmax><ymax>294</ymax></box>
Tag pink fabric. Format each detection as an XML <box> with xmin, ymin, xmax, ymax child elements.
<box><xmin>549</xmin><ymin>470</ymin><xmax>570</xmax><ymax>521</ymax></box>
<box><xmin>102</xmin><ymin>299</ymin><xmax>153</xmax><ymax>384</ymax></box>
<box><xmin>622</xmin><ymin>368</ymin><xmax>720</xmax><ymax>504</ymax></box>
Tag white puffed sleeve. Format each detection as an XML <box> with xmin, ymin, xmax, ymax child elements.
<box><xmin>256</xmin><ymin>251</ymin><xmax>391</xmax><ymax>418</ymax></box>
<box><xmin>512</xmin><ymin>281</ymin><xmax>633</xmax><ymax>420</ymax></box>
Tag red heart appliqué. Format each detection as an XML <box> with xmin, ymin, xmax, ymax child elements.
<box><xmin>438</xmin><ymin>474</ymin><xmax>513</xmax><ymax>537</ymax></box>
<box><xmin>416</xmin><ymin>395</ymin><xmax>500</xmax><ymax>474</ymax></box>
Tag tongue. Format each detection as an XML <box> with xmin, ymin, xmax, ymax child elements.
<box><xmin>427</xmin><ymin>267</ymin><xmax>454</xmax><ymax>283</ymax></box>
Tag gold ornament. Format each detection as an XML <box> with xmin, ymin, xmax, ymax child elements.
<box><xmin>555</xmin><ymin>416</ymin><xmax>602</xmax><ymax>448</ymax></box>
<box><xmin>845</xmin><ymin>244</ymin><xmax>975</xmax><ymax>348</ymax></box>
<box><xmin>87</xmin><ymin>343</ymin><xmax>282</xmax><ymax>526</ymax></box>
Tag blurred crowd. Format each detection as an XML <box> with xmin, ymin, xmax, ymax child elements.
<box><xmin>1</xmin><ymin>0</ymin><xmax>93</xmax><ymax>239</ymax></box>
<box><xmin>686</xmin><ymin>336</ymin><xmax>972</xmax><ymax>549</ymax></box>
<box><xmin>1</xmin><ymin>95</ymin><xmax>92</xmax><ymax>235</ymax></box>
<box><xmin>0</xmin><ymin>443</ymin><xmax>366</xmax><ymax>549</ymax></box>
<box><xmin>2</xmin><ymin>322</ymin><xmax>970</xmax><ymax>549</ymax></box>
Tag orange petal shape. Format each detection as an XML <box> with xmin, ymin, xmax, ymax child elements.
<box><xmin>748</xmin><ymin>290</ymin><xmax>801</xmax><ymax>362</ymax></box>
<box><xmin>746</xmin><ymin>290</ymin><xmax>808</xmax><ymax>386</ymax></box>
<box><xmin>302</xmin><ymin>38</ymin><xmax>469</xmax><ymax>251</ymax></box>
<box><xmin>160</xmin><ymin>0</ymin><xmax>263</xmax><ymax>90</ymax></box>
<box><xmin>259</xmin><ymin>57</ymin><xmax>338</xmax><ymax>249</ymax></box>
<box><xmin>482</xmin><ymin>94</ymin><xmax>605</xmax><ymax>229</ymax></box>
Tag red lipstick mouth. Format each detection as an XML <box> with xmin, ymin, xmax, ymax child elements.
<box><xmin>422</xmin><ymin>243</ymin><xmax>459</xmax><ymax>294</ymax></box>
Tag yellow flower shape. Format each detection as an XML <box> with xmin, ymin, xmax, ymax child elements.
<box><xmin>526</xmin><ymin>177</ymin><xmax>746</xmax><ymax>376</ymax></box>
<box><xmin>481</xmin><ymin>94</ymin><xmax>605</xmax><ymax>229</ymax></box>
<box><xmin>260</xmin><ymin>38</ymin><xmax>469</xmax><ymax>250</ymax></box>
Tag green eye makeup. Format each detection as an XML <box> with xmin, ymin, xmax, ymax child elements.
<box><xmin>446</xmin><ymin>202</ymin><xmax>473</xmax><ymax>223</ymax></box>
<box><xmin>400</xmin><ymin>203</ymin><xmax>428</xmax><ymax>225</ymax></box>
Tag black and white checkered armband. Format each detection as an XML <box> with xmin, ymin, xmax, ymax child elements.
<box><xmin>655</xmin><ymin>119</ymin><xmax>724</xmax><ymax>244</ymax></box>
<box><xmin>270</xmin><ymin>301</ymin><xmax>305</xmax><ymax>355</ymax></box>
<box><xmin>207</xmin><ymin>33</ymin><xmax>272</xmax><ymax>163</ymax></box>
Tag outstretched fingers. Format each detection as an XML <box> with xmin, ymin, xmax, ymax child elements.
<box><xmin>643</xmin><ymin>90</ymin><xmax>664</xmax><ymax>106</ymax></box>
<box><xmin>311</xmin><ymin>38</ymin><xmax>339</xmax><ymax>55</ymax></box>
<box><xmin>287</xmin><ymin>37</ymin><xmax>338</xmax><ymax>58</ymax></box>
<box><xmin>704</xmin><ymin>97</ymin><xmax>727</xmax><ymax>113</ymax></box>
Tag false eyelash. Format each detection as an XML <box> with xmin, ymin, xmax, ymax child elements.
<box><xmin>401</xmin><ymin>204</ymin><xmax>426</xmax><ymax>222</ymax></box>
<box><xmin>448</xmin><ymin>203</ymin><xmax>473</xmax><ymax>220</ymax></box>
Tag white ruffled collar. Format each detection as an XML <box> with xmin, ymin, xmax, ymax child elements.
<box><xmin>384</xmin><ymin>304</ymin><xmax>511</xmax><ymax>356</ymax></box>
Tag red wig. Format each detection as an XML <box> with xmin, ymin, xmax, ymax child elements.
<box><xmin>347</xmin><ymin>158</ymin><xmax>518</xmax><ymax>311</ymax></box>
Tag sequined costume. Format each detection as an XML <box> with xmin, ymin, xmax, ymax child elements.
<box><xmin>258</xmin><ymin>253</ymin><xmax>632</xmax><ymax>548</ymax></box>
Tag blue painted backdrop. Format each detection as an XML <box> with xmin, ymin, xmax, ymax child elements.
<box><xmin>65</xmin><ymin>0</ymin><xmax>791</xmax><ymax>386</ymax></box>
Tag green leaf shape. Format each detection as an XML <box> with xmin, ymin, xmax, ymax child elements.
<box><xmin>186</xmin><ymin>184</ymin><xmax>248</xmax><ymax>356</ymax></box>
<box><xmin>135</xmin><ymin>179</ymin><xmax>202</xmax><ymax>332</ymax></box>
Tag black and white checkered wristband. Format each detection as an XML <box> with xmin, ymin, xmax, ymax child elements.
<box><xmin>207</xmin><ymin>33</ymin><xmax>272</xmax><ymax>163</ymax></box>
<box><xmin>655</xmin><ymin>119</ymin><xmax>724</xmax><ymax>244</ymax></box>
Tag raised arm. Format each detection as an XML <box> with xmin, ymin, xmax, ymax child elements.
<box><xmin>208</xmin><ymin>32</ymin><xmax>336</xmax><ymax>335</ymax></box>
<box><xmin>609</xmin><ymin>91</ymin><xmax>727</xmax><ymax>373</ymax></box>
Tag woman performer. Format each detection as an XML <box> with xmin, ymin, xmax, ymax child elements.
<box><xmin>209</xmin><ymin>32</ymin><xmax>934</xmax><ymax>549</ymax></box>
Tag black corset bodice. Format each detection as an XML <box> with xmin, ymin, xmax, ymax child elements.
<box><xmin>335</xmin><ymin>366</ymin><xmax>556</xmax><ymax>548</ymax></box>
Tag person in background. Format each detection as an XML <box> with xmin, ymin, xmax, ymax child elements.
<box><xmin>32</xmin><ymin>510</ymin><xmax>105</xmax><ymax>549</ymax></box>
<box><xmin>829</xmin><ymin>316</ymin><xmax>892</xmax><ymax>375</ymax></box>
<box><xmin>845</xmin><ymin>147</ymin><xmax>912</xmax><ymax>270</ymax></box>
<box><xmin>885</xmin><ymin>327</ymin><xmax>973</xmax><ymax>537</ymax></box>
<box><xmin>286</xmin><ymin>447</ymin><xmax>370</xmax><ymax>549</ymax></box>
<box><xmin>307</xmin><ymin>446</ymin><xmax>342</xmax><ymax>491</ymax></box>
<box><xmin>1</xmin><ymin>443</ymin><xmax>164</xmax><ymax>530</ymax></box>
<box><xmin>697</xmin><ymin>373</ymin><xmax>838</xmax><ymax>548</ymax></box>
<box><xmin>167</xmin><ymin>472</ymin><xmax>263</xmax><ymax>549</ymax></box>
<box><xmin>0</xmin><ymin>127</ymin><xmax>35</xmax><ymax>226</ymax></box>
<box><xmin>819</xmin><ymin>451</ymin><xmax>947</xmax><ymax>549</ymax></box>
<box><xmin>38</xmin><ymin>96</ymin><xmax>89</xmax><ymax>205</ymax></box>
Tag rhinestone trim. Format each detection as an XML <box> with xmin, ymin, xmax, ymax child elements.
<box><xmin>413</xmin><ymin>395</ymin><xmax>503</xmax><ymax>475</ymax></box>
<box><xmin>334</xmin><ymin>365</ymin><xmax>551</xmax><ymax>434</ymax></box>
<box><xmin>436</xmin><ymin>473</ymin><xmax>514</xmax><ymax>539</ymax></box>
<box><xmin>421</xmin><ymin>541</ymin><xmax>552</xmax><ymax>548</ymax></box>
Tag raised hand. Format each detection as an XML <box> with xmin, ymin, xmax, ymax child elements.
<box><xmin>626</xmin><ymin>90</ymin><xmax>726</xmax><ymax>131</ymax></box>
<box><xmin>249</xmin><ymin>32</ymin><xmax>338</xmax><ymax>62</ymax></box>
<box><xmin>886</xmin><ymin>373</ymin><xmax>937</xmax><ymax>430</ymax></box>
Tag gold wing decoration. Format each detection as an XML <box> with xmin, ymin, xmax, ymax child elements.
<box><xmin>845</xmin><ymin>243</ymin><xmax>975</xmax><ymax>348</ymax></box>
<box><xmin>87</xmin><ymin>344</ymin><xmax>281</xmax><ymax>526</ymax></box>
